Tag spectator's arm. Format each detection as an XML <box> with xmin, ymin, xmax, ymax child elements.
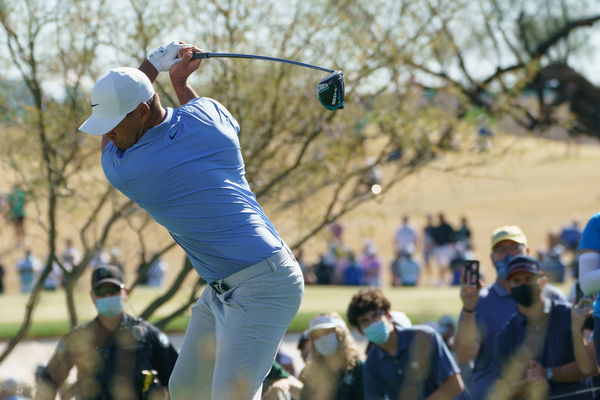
<box><xmin>34</xmin><ymin>339</ymin><xmax>73</xmax><ymax>400</ymax></box>
<box><xmin>454</xmin><ymin>285</ymin><xmax>482</xmax><ymax>363</ymax></box>
<box><xmin>571</xmin><ymin>306</ymin><xmax>599</xmax><ymax>376</ymax></box>
<box><xmin>262</xmin><ymin>376</ymin><xmax>303</xmax><ymax>400</ymax></box>
<box><xmin>549</xmin><ymin>361</ymin><xmax>587</xmax><ymax>382</ymax></box>
<box><xmin>425</xmin><ymin>373</ymin><xmax>463</xmax><ymax>400</ymax></box>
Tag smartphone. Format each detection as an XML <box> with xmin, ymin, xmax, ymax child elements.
<box><xmin>462</xmin><ymin>260</ymin><xmax>480</xmax><ymax>286</ymax></box>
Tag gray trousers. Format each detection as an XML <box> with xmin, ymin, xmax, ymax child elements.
<box><xmin>169</xmin><ymin>250</ymin><xmax>304</xmax><ymax>400</ymax></box>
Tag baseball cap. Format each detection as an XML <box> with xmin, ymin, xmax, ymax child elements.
<box><xmin>308</xmin><ymin>315</ymin><xmax>347</xmax><ymax>332</ymax></box>
<box><xmin>79</xmin><ymin>67</ymin><xmax>155</xmax><ymax>136</ymax></box>
<box><xmin>491</xmin><ymin>225</ymin><xmax>527</xmax><ymax>249</ymax></box>
<box><xmin>91</xmin><ymin>265</ymin><xmax>124</xmax><ymax>289</ymax></box>
<box><xmin>505</xmin><ymin>255</ymin><xmax>543</xmax><ymax>279</ymax></box>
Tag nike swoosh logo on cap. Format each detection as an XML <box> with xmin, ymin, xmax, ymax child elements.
<box><xmin>91</xmin><ymin>103</ymin><xmax>99</xmax><ymax>107</ymax></box>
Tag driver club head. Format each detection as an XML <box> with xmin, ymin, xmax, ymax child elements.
<box><xmin>317</xmin><ymin>71</ymin><xmax>345</xmax><ymax>111</ymax></box>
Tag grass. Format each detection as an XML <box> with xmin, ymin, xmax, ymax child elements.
<box><xmin>0</xmin><ymin>284</ymin><xmax>570</xmax><ymax>340</ymax></box>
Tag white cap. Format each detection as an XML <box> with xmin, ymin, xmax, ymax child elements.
<box><xmin>308</xmin><ymin>315</ymin><xmax>347</xmax><ymax>332</ymax></box>
<box><xmin>79</xmin><ymin>67</ymin><xmax>154</xmax><ymax>136</ymax></box>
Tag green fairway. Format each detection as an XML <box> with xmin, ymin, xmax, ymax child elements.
<box><xmin>0</xmin><ymin>284</ymin><xmax>570</xmax><ymax>340</ymax></box>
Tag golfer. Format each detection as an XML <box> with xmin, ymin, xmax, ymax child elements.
<box><xmin>79</xmin><ymin>41</ymin><xmax>305</xmax><ymax>400</ymax></box>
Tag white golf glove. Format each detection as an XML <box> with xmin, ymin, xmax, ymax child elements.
<box><xmin>147</xmin><ymin>41</ymin><xmax>186</xmax><ymax>73</ymax></box>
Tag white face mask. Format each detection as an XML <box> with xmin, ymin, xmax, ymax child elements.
<box><xmin>313</xmin><ymin>333</ymin><xmax>339</xmax><ymax>356</ymax></box>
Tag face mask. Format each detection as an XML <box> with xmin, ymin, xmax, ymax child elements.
<box><xmin>313</xmin><ymin>333</ymin><xmax>339</xmax><ymax>356</ymax></box>
<box><xmin>364</xmin><ymin>320</ymin><xmax>392</xmax><ymax>344</ymax></box>
<box><xmin>96</xmin><ymin>295</ymin><xmax>124</xmax><ymax>318</ymax></box>
<box><xmin>510</xmin><ymin>284</ymin><xmax>535</xmax><ymax>307</ymax></box>
<box><xmin>494</xmin><ymin>254</ymin><xmax>515</xmax><ymax>280</ymax></box>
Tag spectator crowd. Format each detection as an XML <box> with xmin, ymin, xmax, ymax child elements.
<box><xmin>3</xmin><ymin>184</ymin><xmax>599</xmax><ymax>400</ymax></box>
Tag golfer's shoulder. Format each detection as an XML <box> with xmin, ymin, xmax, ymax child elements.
<box><xmin>179</xmin><ymin>97</ymin><xmax>238</xmax><ymax>128</ymax></box>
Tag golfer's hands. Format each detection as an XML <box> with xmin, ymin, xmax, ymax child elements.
<box><xmin>169</xmin><ymin>45</ymin><xmax>203</xmax><ymax>85</ymax></box>
<box><xmin>148</xmin><ymin>41</ymin><xmax>188</xmax><ymax>73</ymax></box>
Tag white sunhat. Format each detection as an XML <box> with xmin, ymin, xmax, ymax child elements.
<box><xmin>308</xmin><ymin>315</ymin><xmax>347</xmax><ymax>332</ymax></box>
<box><xmin>79</xmin><ymin>67</ymin><xmax>155</xmax><ymax>136</ymax></box>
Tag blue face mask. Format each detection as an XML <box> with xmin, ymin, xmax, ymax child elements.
<box><xmin>96</xmin><ymin>296</ymin><xmax>124</xmax><ymax>318</ymax></box>
<box><xmin>494</xmin><ymin>254</ymin><xmax>515</xmax><ymax>280</ymax></box>
<box><xmin>363</xmin><ymin>320</ymin><xmax>392</xmax><ymax>344</ymax></box>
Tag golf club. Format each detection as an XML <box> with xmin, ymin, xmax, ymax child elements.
<box><xmin>191</xmin><ymin>52</ymin><xmax>344</xmax><ymax>111</ymax></box>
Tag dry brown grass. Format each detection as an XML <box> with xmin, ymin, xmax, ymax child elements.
<box><xmin>0</xmin><ymin>133</ymin><xmax>598</xmax><ymax>293</ymax></box>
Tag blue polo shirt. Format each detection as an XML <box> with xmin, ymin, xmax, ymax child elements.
<box><xmin>468</xmin><ymin>281</ymin><xmax>565</xmax><ymax>400</ymax></box>
<box><xmin>580</xmin><ymin>213</ymin><xmax>600</xmax><ymax>252</ymax></box>
<box><xmin>495</xmin><ymin>299</ymin><xmax>589</xmax><ymax>399</ymax></box>
<box><xmin>364</xmin><ymin>325</ymin><xmax>465</xmax><ymax>400</ymax></box>
<box><xmin>101</xmin><ymin>97</ymin><xmax>283</xmax><ymax>282</ymax></box>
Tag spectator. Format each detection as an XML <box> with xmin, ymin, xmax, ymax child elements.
<box><xmin>454</xmin><ymin>225</ymin><xmax>566</xmax><ymax>400</ymax></box>
<box><xmin>454</xmin><ymin>216</ymin><xmax>472</xmax><ymax>249</ymax></box>
<box><xmin>391</xmin><ymin>250</ymin><xmax>420</xmax><ymax>287</ymax></box>
<box><xmin>538</xmin><ymin>238</ymin><xmax>566</xmax><ymax>283</ymax></box>
<box><xmin>89</xmin><ymin>247</ymin><xmax>110</xmax><ymax>270</ymax></box>
<box><xmin>360</xmin><ymin>241</ymin><xmax>381</xmax><ymax>287</ymax></box>
<box><xmin>475</xmin><ymin>115</ymin><xmax>493</xmax><ymax>152</ymax></box>
<box><xmin>430</xmin><ymin>213</ymin><xmax>455</xmax><ymax>284</ymax></box>
<box><xmin>16</xmin><ymin>249</ymin><xmax>41</xmax><ymax>293</ymax></box>
<box><xmin>422</xmin><ymin>214</ymin><xmax>436</xmax><ymax>284</ymax></box>
<box><xmin>314</xmin><ymin>252</ymin><xmax>337</xmax><ymax>285</ymax></box>
<box><xmin>1</xmin><ymin>379</ymin><xmax>28</xmax><ymax>400</ymax></box>
<box><xmin>34</xmin><ymin>266</ymin><xmax>178</xmax><ymax>400</ymax></box>
<box><xmin>489</xmin><ymin>256</ymin><xmax>587</xmax><ymax>399</ymax></box>
<box><xmin>300</xmin><ymin>313</ymin><xmax>364</xmax><ymax>400</ymax></box>
<box><xmin>347</xmin><ymin>288</ymin><xmax>466</xmax><ymax>400</ymax></box>
<box><xmin>42</xmin><ymin>263</ymin><xmax>63</xmax><ymax>291</ymax></box>
<box><xmin>60</xmin><ymin>239</ymin><xmax>81</xmax><ymax>272</ymax></box>
<box><xmin>343</xmin><ymin>252</ymin><xmax>364</xmax><ymax>286</ymax></box>
<box><xmin>147</xmin><ymin>254</ymin><xmax>167</xmax><ymax>288</ymax></box>
<box><xmin>8</xmin><ymin>184</ymin><xmax>26</xmax><ymax>246</ymax></box>
<box><xmin>394</xmin><ymin>215</ymin><xmax>418</xmax><ymax>256</ymax></box>
<box><xmin>560</xmin><ymin>219</ymin><xmax>582</xmax><ymax>254</ymax></box>
<box><xmin>577</xmin><ymin>212</ymin><xmax>600</xmax><ymax>368</ymax></box>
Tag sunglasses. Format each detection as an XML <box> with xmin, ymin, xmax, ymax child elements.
<box><xmin>94</xmin><ymin>285</ymin><xmax>122</xmax><ymax>297</ymax></box>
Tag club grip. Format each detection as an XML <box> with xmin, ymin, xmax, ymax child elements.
<box><xmin>191</xmin><ymin>52</ymin><xmax>210</xmax><ymax>59</ymax></box>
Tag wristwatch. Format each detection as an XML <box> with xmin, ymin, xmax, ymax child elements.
<box><xmin>546</xmin><ymin>367</ymin><xmax>554</xmax><ymax>381</ymax></box>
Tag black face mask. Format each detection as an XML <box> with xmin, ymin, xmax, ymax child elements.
<box><xmin>511</xmin><ymin>284</ymin><xmax>535</xmax><ymax>307</ymax></box>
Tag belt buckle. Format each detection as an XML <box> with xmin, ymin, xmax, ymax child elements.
<box><xmin>210</xmin><ymin>280</ymin><xmax>229</xmax><ymax>295</ymax></box>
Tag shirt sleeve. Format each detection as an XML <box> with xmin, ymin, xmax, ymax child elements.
<box><xmin>37</xmin><ymin>337</ymin><xmax>74</xmax><ymax>399</ymax></box>
<box><xmin>580</xmin><ymin>213</ymin><xmax>600</xmax><ymax>252</ymax></box>
<box><xmin>428</xmin><ymin>330</ymin><xmax>460</xmax><ymax>383</ymax></box>
<box><xmin>147</xmin><ymin>324</ymin><xmax>179</xmax><ymax>386</ymax></box>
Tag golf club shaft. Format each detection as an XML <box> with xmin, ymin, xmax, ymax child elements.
<box><xmin>191</xmin><ymin>52</ymin><xmax>335</xmax><ymax>73</ymax></box>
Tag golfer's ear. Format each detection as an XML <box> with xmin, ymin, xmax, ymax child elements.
<box><xmin>123</xmin><ymin>287</ymin><xmax>130</xmax><ymax>297</ymax></box>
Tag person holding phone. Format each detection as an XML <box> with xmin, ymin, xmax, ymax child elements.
<box><xmin>454</xmin><ymin>226</ymin><xmax>566</xmax><ymax>400</ymax></box>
